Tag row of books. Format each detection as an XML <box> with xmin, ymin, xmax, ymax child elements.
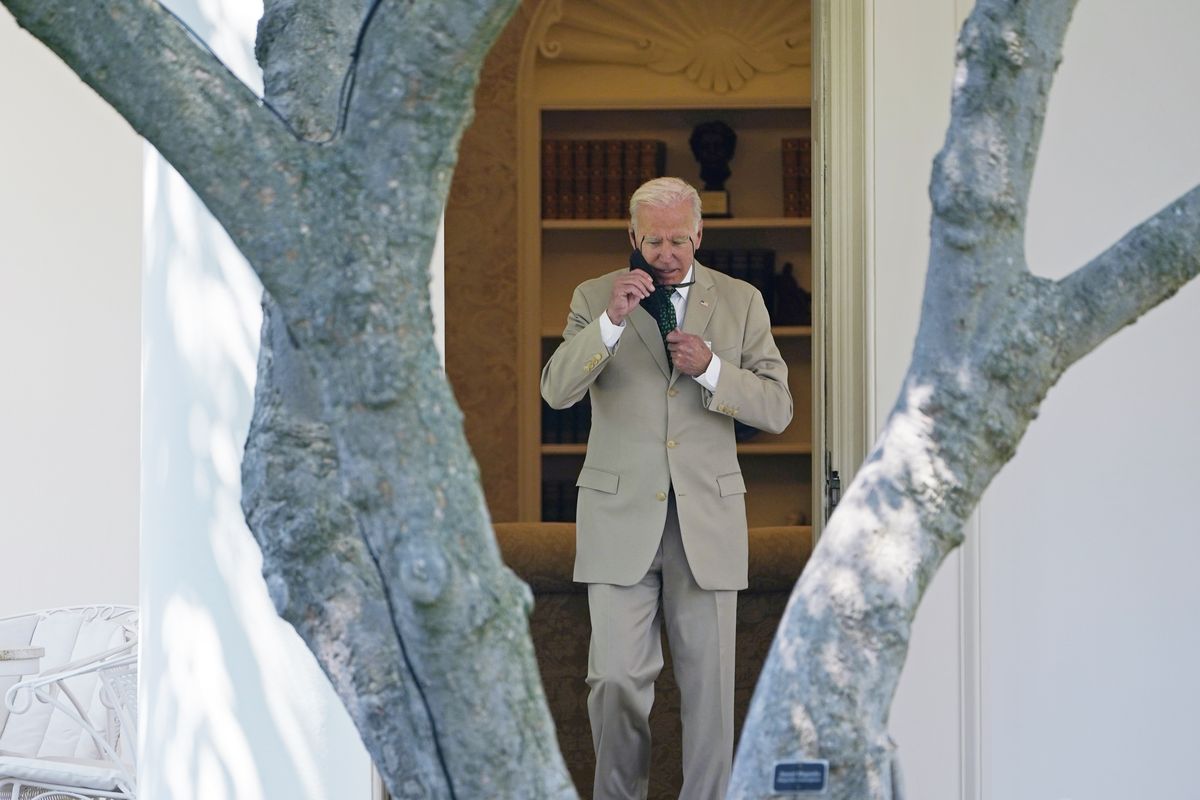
<box><xmin>782</xmin><ymin>137</ymin><xmax>813</xmax><ymax>217</ymax></box>
<box><xmin>542</xmin><ymin>137</ymin><xmax>815</xmax><ymax>219</ymax></box>
<box><xmin>697</xmin><ymin>248</ymin><xmax>810</xmax><ymax>326</ymax></box>
<box><xmin>542</xmin><ymin>398</ymin><xmax>591</xmax><ymax>445</ymax></box>
<box><xmin>697</xmin><ymin>247</ymin><xmax>777</xmax><ymax>320</ymax></box>
<box><xmin>541</xmin><ymin>139</ymin><xmax>667</xmax><ymax>220</ymax></box>
<box><xmin>697</xmin><ymin>247</ymin><xmax>775</xmax><ymax>294</ymax></box>
<box><xmin>542</xmin><ymin>481</ymin><xmax>580</xmax><ymax>523</ymax></box>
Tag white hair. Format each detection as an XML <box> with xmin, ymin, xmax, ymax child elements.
<box><xmin>629</xmin><ymin>177</ymin><xmax>702</xmax><ymax>235</ymax></box>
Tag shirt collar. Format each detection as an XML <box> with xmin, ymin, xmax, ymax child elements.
<box><xmin>674</xmin><ymin>264</ymin><xmax>696</xmax><ymax>301</ymax></box>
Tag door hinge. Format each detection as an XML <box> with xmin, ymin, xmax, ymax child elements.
<box><xmin>825</xmin><ymin>451</ymin><xmax>841</xmax><ymax>520</ymax></box>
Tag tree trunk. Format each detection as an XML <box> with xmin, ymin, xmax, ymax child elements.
<box><xmin>239</xmin><ymin>2</ymin><xmax>578</xmax><ymax>797</ymax></box>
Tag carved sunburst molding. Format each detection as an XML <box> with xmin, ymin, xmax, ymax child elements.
<box><xmin>534</xmin><ymin>0</ymin><xmax>810</xmax><ymax>94</ymax></box>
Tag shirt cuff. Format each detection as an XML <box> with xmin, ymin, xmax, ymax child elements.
<box><xmin>694</xmin><ymin>350</ymin><xmax>721</xmax><ymax>392</ymax></box>
<box><xmin>599</xmin><ymin>310</ymin><xmax>626</xmax><ymax>351</ymax></box>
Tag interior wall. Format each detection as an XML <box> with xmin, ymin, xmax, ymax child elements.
<box><xmin>0</xmin><ymin>12</ymin><xmax>140</xmax><ymax>616</ymax></box>
<box><xmin>445</xmin><ymin>1</ymin><xmax>537</xmax><ymax>522</ymax></box>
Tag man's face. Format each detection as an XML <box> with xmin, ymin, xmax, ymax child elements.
<box><xmin>630</xmin><ymin>201</ymin><xmax>702</xmax><ymax>286</ymax></box>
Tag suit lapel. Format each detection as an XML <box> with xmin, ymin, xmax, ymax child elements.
<box><xmin>670</xmin><ymin>264</ymin><xmax>718</xmax><ymax>387</ymax></box>
<box><xmin>630</xmin><ymin>304</ymin><xmax>672</xmax><ymax>380</ymax></box>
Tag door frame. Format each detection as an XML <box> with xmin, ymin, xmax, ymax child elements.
<box><xmin>815</xmin><ymin>0</ymin><xmax>873</xmax><ymax>533</ymax></box>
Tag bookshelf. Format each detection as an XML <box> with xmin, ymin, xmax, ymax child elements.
<box><xmin>517</xmin><ymin>0</ymin><xmax>818</xmax><ymax>530</ymax></box>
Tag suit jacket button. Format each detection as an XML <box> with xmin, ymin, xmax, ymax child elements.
<box><xmin>667</xmin><ymin>388</ymin><xmax>679</xmax><ymax>397</ymax></box>
<box><xmin>666</xmin><ymin>440</ymin><xmax>677</xmax><ymax>449</ymax></box>
<box><xmin>656</xmin><ymin>491</ymin><xmax>667</xmax><ymax>501</ymax></box>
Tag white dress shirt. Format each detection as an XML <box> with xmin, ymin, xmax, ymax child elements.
<box><xmin>597</xmin><ymin>265</ymin><xmax>722</xmax><ymax>391</ymax></box>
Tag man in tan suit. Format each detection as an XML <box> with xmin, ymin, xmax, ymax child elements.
<box><xmin>541</xmin><ymin>177</ymin><xmax>791</xmax><ymax>800</ymax></box>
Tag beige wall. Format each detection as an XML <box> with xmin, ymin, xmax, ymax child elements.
<box><xmin>445</xmin><ymin>1</ymin><xmax>537</xmax><ymax>522</ymax></box>
<box><xmin>0</xmin><ymin>12</ymin><xmax>140</xmax><ymax>615</ymax></box>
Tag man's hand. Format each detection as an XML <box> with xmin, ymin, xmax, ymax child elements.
<box><xmin>606</xmin><ymin>271</ymin><xmax>654</xmax><ymax>325</ymax></box>
<box><xmin>666</xmin><ymin>330</ymin><xmax>713</xmax><ymax>377</ymax></box>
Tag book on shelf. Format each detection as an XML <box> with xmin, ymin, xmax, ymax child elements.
<box><xmin>604</xmin><ymin>140</ymin><xmax>624</xmax><ymax>218</ymax></box>
<box><xmin>747</xmin><ymin>248</ymin><xmax>776</xmax><ymax>317</ymax></box>
<box><xmin>541</xmin><ymin>139</ymin><xmax>558</xmax><ymax>219</ymax></box>
<box><xmin>572</xmin><ymin>140</ymin><xmax>589</xmax><ymax>220</ymax></box>
<box><xmin>541</xmin><ymin>396</ymin><xmax>592</xmax><ymax>444</ymax></box>
<box><xmin>697</xmin><ymin>248</ymin><xmax>775</xmax><ymax>310</ymax></box>
<box><xmin>541</xmin><ymin>480</ymin><xmax>561</xmax><ymax>522</ymax></box>
<box><xmin>781</xmin><ymin>137</ymin><xmax>812</xmax><ymax>217</ymax></box>
<box><xmin>555</xmin><ymin>140</ymin><xmax>574</xmax><ymax>219</ymax></box>
<box><xmin>541</xmin><ymin>139</ymin><xmax>667</xmax><ymax>219</ymax></box>
<box><xmin>587</xmin><ymin>141</ymin><xmax>606</xmax><ymax>220</ymax></box>
<box><xmin>541</xmin><ymin>480</ymin><xmax>579</xmax><ymax>522</ymax></box>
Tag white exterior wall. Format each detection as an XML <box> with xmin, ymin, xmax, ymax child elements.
<box><xmin>138</xmin><ymin>3</ymin><xmax>372</xmax><ymax>798</ymax></box>
<box><xmin>0</xmin><ymin>13</ymin><xmax>140</xmax><ymax>615</ymax></box>
<box><xmin>875</xmin><ymin>2</ymin><xmax>1200</xmax><ymax>799</ymax></box>
<box><xmin>869</xmin><ymin>2</ymin><xmax>967</xmax><ymax>797</ymax></box>
<box><xmin>982</xmin><ymin>3</ymin><xmax>1200</xmax><ymax>797</ymax></box>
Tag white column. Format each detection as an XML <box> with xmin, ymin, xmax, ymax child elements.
<box><xmin>139</xmin><ymin>3</ymin><xmax>371</xmax><ymax>797</ymax></box>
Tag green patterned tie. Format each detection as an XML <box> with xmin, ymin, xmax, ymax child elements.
<box><xmin>653</xmin><ymin>285</ymin><xmax>677</xmax><ymax>368</ymax></box>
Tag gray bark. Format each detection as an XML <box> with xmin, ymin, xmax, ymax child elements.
<box><xmin>729</xmin><ymin>2</ymin><xmax>1200</xmax><ymax>798</ymax></box>
<box><xmin>1</xmin><ymin>0</ymin><xmax>576</xmax><ymax>797</ymax></box>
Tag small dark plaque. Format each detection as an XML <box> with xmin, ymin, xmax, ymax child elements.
<box><xmin>773</xmin><ymin>760</ymin><xmax>828</xmax><ymax>794</ymax></box>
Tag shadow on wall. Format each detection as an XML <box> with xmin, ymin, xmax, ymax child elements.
<box><xmin>139</xmin><ymin>2</ymin><xmax>370</xmax><ymax>798</ymax></box>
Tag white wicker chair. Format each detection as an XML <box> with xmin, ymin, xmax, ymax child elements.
<box><xmin>0</xmin><ymin>606</ymin><xmax>138</xmax><ymax>800</ymax></box>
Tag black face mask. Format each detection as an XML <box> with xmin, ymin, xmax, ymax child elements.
<box><xmin>630</xmin><ymin>248</ymin><xmax>674</xmax><ymax>316</ymax></box>
<box><xmin>629</xmin><ymin>244</ymin><xmax>696</xmax><ymax>289</ymax></box>
<box><xmin>629</xmin><ymin>246</ymin><xmax>655</xmax><ymax>278</ymax></box>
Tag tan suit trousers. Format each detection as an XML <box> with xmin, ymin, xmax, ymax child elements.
<box><xmin>586</xmin><ymin>493</ymin><xmax>737</xmax><ymax>800</ymax></box>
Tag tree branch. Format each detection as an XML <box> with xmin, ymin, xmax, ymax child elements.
<box><xmin>917</xmin><ymin>0</ymin><xmax>1077</xmax><ymax>371</ymax></box>
<box><xmin>930</xmin><ymin>0</ymin><xmax>1076</xmax><ymax>253</ymax></box>
<box><xmin>1</xmin><ymin>0</ymin><xmax>309</xmax><ymax>276</ymax></box>
<box><xmin>255</xmin><ymin>0</ymin><xmax>362</xmax><ymax>141</ymax></box>
<box><xmin>336</xmin><ymin>0</ymin><xmax>521</xmax><ymax>215</ymax></box>
<box><xmin>1055</xmin><ymin>184</ymin><xmax>1200</xmax><ymax>369</ymax></box>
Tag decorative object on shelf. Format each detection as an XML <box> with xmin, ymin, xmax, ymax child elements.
<box><xmin>781</xmin><ymin>137</ymin><xmax>812</xmax><ymax>217</ymax></box>
<box><xmin>533</xmin><ymin>0</ymin><xmax>811</xmax><ymax>94</ymax></box>
<box><xmin>541</xmin><ymin>139</ymin><xmax>666</xmax><ymax>219</ymax></box>
<box><xmin>690</xmin><ymin>120</ymin><xmax>737</xmax><ymax>218</ymax></box>
<box><xmin>772</xmin><ymin>261</ymin><xmax>811</xmax><ymax>325</ymax></box>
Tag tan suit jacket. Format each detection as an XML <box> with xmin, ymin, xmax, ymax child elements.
<box><xmin>540</xmin><ymin>263</ymin><xmax>792</xmax><ymax>590</ymax></box>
